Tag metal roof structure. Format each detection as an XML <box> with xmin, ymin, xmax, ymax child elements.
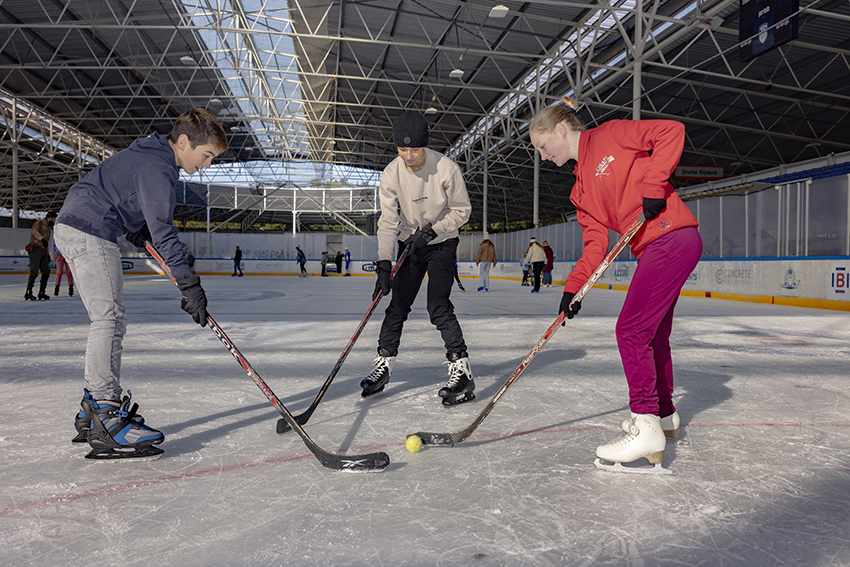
<box><xmin>2</xmin><ymin>0</ymin><xmax>849</xmax><ymax>232</ymax></box>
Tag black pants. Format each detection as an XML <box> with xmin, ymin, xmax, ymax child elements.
<box><xmin>531</xmin><ymin>261</ymin><xmax>544</xmax><ymax>291</ymax></box>
<box><xmin>27</xmin><ymin>247</ymin><xmax>50</xmax><ymax>292</ymax></box>
<box><xmin>379</xmin><ymin>238</ymin><xmax>466</xmax><ymax>357</ymax></box>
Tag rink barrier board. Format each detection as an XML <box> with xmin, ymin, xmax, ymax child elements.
<box><xmin>3</xmin><ymin>255</ymin><xmax>849</xmax><ymax>311</ymax></box>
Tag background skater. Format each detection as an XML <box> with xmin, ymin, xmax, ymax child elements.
<box><xmin>24</xmin><ymin>211</ymin><xmax>57</xmax><ymax>301</ymax></box>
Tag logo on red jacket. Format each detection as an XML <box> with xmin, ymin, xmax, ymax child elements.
<box><xmin>595</xmin><ymin>155</ymin><xmax>615</xmax><ymax>178</ymax></box>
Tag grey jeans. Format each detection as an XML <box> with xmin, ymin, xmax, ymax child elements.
<box><xmin>478</xmin><ymin>262</ymin><xmax>491</xmax><ymax>289</ymax></box>
<box><xmin>53</xmin><ymin>223</ymin><xmax>126</xmax><ymax>401</ymax></box>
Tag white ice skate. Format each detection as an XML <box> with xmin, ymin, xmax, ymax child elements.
<box><xmin>621</xmin><ymin>410</ymin><xmax>680</xmax><ymax>438</ymax></box>
<box><xmin>596</xmin><ymin>413</ymin><xmax>672</xmax><ymax>475</ymax></box>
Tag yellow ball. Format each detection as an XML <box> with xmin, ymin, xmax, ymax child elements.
<box><xmin>406</xmin><ymin>435</ymin><xmax>423</xmax><ymax>453</ymax></box>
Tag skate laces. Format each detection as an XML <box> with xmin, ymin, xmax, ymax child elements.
<box><xmin>444</xmin><ymin>359</ymin><xmax>469</xmax><ymax>387</ymax></box>
<box><xmin>364</xmin><ymin>356</ymin><xmax>391</xmax><ymax>384</ymax></box>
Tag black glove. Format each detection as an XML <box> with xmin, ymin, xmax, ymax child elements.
<box><xmin>403</xmin><ymin>223</ymin><xmax>438</xmax><ymax>251</ymax></box>
<box><xmin>41</xmin><ymin>238</ymin><xmax>49</xmax><ymax>249</ymax></box>
<box><xmin>643</xmin><ymin>197</ymin><xmax>667</xmax><ymax>221</ymax></box>
<box><xmin>372</xmin><ymin>260</ymin><xmax>392</xmax><ymax>300</ymax></box>
<box><xmin>559</xmin><ymin>292</ymin><xmax>582</xmax><ymax>324</ymax></box>
<box><xmin>126</xmin><ymin>224</ymin><xmax>152</xmax><ymax>248</ymax></box>
<box><xmin>176</xmin><ymin>275</ymin><xmax>208</xmax><ymax>327</ymax></box>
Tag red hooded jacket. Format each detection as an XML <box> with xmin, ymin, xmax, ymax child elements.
<box><xmin>564</xmin><ymin>119</ymin><xmax>698</xmax><ymax>295</ymax></box>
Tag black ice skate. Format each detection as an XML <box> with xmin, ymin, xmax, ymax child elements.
<box><xmin>24</xmin><ymin>289</ymin><xmax>36</xmax><ymax>301</ymax></box>
<box><xmin>37</xmin><ymin>292</ymin><xmax>50</xmax><ymax>300</ymax></box>
<box><xmin>71</xmin><ymin>390</ymin><xmax>93</xmax><ymax>443</ymax></box>
<box><xmin>439</xmin><ymin>353</ymin><xmax>475</xmax><ymax>407</ymax></box>
<box><xmin>360</xmin><ymin>350</ymin><xmax>395</xmax><ymax>397</ymax></box>
<box><xmin>69</xmin><ymin>284</ymin><xmax>74</xmax><ymax>297</ymax></box>
<box><xmin>84</xmin><ymin>391</ymin><xmax>164</xmax><ymax>459</ymax></box>
<box><xmin>54</xmin><ymin>285</ymin><xmax>60</xmax><ymax>296</ymax></box>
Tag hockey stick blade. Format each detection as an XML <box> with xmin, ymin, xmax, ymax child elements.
<box><xmin>277</xmin><ymin>244</ymin><xmax>413</xmax><ymax>434</ymax></box>
<box><xmin>144</xmin><ymin>243</ymin><xmax>390</xmax><ymax>472</ymax></box>
<box><xmin>407</xmin><ymin>215</ymin><xmax>645</xmax><ymax>448</ymax></box>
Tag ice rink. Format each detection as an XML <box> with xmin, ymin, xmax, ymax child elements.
<box><xmin>2</xmin><ymin>271</ymin><xmax>850</xmax><ymax>567</ymax></box>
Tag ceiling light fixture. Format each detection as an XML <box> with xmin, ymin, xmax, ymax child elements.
<box><xmin>179</xmin><ymin>56</ymin><xmax>196</xmax><ymax>65</ymax></box>
<box><xmin>425</xmin><ymin>106</ymin><xmax>437</xmax><ymax>115</ymax></box>
<box><xmin>489</xmin><ymin>4</ymin><xmax>509</xmax><ymax>18</ymax></box>
<box><xmin>449</xmin><ymin>68</ymin><xmax>464</xmax><ymax>79</ymax></box>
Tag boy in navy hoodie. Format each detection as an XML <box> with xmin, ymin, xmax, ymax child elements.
<box><xmin>54</xmin><ymin>108</ymin><xmax>227</xmax><ymax>459</ymax></box>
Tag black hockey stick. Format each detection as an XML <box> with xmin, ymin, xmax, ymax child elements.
<box><xmin>407</xmin><ymin>215</ymin><xmax>646</xmax><ymax>447</ymax></box>
<box><xmin>145</xmin><ymin>242</ymin><xmax>390</xmax><ymax>472</ymax></box>
<box><xmin>276</xmin><ymin>244</ymin><xmax>413</xmax><ymax>434</ymax></box>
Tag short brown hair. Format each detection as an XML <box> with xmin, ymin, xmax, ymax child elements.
<box><xmin>169</xmin><ymin>108</ymin><xmax>228</xmax><ymax>151</ymax></box>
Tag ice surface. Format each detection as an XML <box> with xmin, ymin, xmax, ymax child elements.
<box><xmin>2</xmin><ymin>273</ymin><xmax>850</xmax><ymax>566</ymax></box>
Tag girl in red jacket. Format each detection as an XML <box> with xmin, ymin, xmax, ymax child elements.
<box><xmin>530</xmin><ymin>96</ymin><xmax>702</xmax><ymax>472</ymax></box>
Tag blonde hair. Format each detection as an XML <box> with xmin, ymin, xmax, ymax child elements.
<box><xmin>530</xmin><ymin>96</ymin><xmax>585</xmax><ymax>136</ymax></box>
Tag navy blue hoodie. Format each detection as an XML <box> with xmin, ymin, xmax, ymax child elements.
<box><xmin>56</xmin><ymin>132</ymin><xmax>192</xmax><ymax>280</ymax></box>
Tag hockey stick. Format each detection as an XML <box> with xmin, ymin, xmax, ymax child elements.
<box><xmin>276</xmin><ymin>244</ymin><xmax>413</xmax><ymax>434</ymax></box>
<box><xmin>144</xmin><ymin>242</ymin><xmax>390</xmax><ymax>472</ymax></box>
<box><xmin>407</xmin><ymin>215</ymin><xmax>646</xmax><ymax>447</ymax></box>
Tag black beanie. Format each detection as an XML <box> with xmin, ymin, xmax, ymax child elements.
<box><xmin>393</xmin><ymin>111</ymin><xmax>429</xmax><ymax>148</ymax></box>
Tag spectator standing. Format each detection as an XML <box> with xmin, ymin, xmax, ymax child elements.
<box><xmin>475</xmin><ymin>236</ymin><xmax>497</xmax><ymax>292</ymax></box>
<box><xmin>320</xmin><ymin>251</ymin><xmax>329</xmax><ymax>276</ymax></box>
<box><xmin>187</xmin><ymin>251</ymin><xmax>196</xmax><ymax>274</ymax></box>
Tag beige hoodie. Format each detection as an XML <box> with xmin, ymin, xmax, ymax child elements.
<box><xmin>376</xmin><ymin>148</ymin><xmax>471</xmax><ymax>261</ymax></box>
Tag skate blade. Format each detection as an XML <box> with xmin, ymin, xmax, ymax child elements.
<box><xmin>85</xmin><ymin>445</ymin><xmax>165</xmax><ymax>461</ymax></box>
<box><xmin>594</xmin><ymin>458</ymin><xmax>672</xmax><ymax>475</ymax></box>
<box><xmin>440</xmin><ymin>392</ymin><xmax>475</xmax><ymax>407</ymax></box>
<box><xmin>360</xmin><ymin>385</ymin><xmax>386</xmax><ymax>398</ymax></box>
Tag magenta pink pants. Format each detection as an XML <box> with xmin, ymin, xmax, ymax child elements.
<box><xmin>615</xmin><ymin>227</ymin><xmax>702</xmax><ymax>417</ymax></box>
<box><xmin>55</xmin><ymin>255</ymin><xmax>74</xmax><ymax>286</ymax></box>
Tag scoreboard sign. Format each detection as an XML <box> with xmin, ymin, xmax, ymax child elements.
<box><xmin>739</xmin><ymin>0</ymin><xmax>799</xmax><ymax>62</ymax></box>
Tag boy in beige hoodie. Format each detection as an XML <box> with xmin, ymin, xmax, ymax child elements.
<box><xmin>361</xmin><ymin>111</ymin><xmax>475</xmax><ymax>407</ymax></box>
